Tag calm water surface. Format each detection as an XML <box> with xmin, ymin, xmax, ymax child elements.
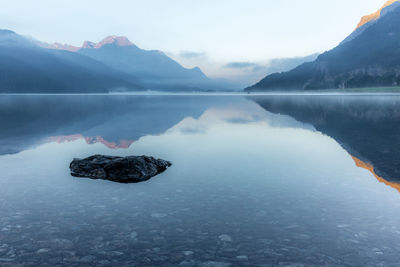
<box><xmin>0</xmin><ymin>95</ymin><xmax>400</xmax><ymax>266</ymax></box>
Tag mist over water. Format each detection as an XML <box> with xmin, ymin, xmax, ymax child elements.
<box><xmin>1</xmin><ymin>95</ymin><xmax>400</xmax><ymax>266</ymax></box>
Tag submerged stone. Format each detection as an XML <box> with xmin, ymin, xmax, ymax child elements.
<box><xmin>218</xmin><ymin>234</ymin><xmax>233</xmax><ymax>242</ymax></box>
<box><xmin>70</xmin><ymin>154</ymin><xmax>172</xmax><ymax>183</ymax></box>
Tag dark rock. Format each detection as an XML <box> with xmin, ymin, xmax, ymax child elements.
<box><xmin>70</xmin><ymin>155</ymin><xmax>172</xmax><ymax>183</ymax></box>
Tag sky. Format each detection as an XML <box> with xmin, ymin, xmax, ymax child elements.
<box><xmin>0</xmin><ymin>0</ymin><xmax>386</xmax><ymax>80</ymax></box>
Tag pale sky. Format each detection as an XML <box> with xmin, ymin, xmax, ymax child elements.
<box><xmin>0</xmin><ymin>0</ymin><xmax>386</xmax><ymax>78</ymax></box>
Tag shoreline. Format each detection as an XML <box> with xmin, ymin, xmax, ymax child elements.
<box><xmin>1</xmin><ymin>91</ymin><xmax>400</xmax><ymax>96</ymax></box>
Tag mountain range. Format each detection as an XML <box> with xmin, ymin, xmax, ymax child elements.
<box><xmin>247</xmin><ymin>0</ymin><xmax>400</xmax><ymax>91</ymax></box>
<box><xmin>41</xmin><ymin>36</ymin><xmax>216</xmax><ymax>91</ymax></box>
<box><xmin>2</xmin><ymin>0</ymin><xmax>399</xmax><ymax>93</ymax></box>
<box><xmin>0</xmin><ymin>30</ymin><xmax>224</xmax><ymax>93</ymax></box>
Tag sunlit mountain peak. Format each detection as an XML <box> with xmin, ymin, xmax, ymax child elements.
<box><xmin>356</xmin><ymin>0</ymin><xmax>399</xmax><ymax>29</ymax></box>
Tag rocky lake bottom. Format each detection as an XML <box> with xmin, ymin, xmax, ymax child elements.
<box><xmin>1</xmin><ymin>94</ymin><xmax>400</xmax><ymax>266</ymax></box>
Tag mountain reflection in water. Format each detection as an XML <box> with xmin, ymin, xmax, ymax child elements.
<box><xmin>2</xmin><ymin>95</ymin><xmax>400</xmax><ymax>265</ymax></box>
<box><xmin>48</xmin><ymin>135</ymin><xmax>134</xmax><ymax>149</ymax></box>
<box><xmin>352</xmin><ymin>156</ymin><xmax>400</xmax><ymax>194</ymax></box>
<box><xmin>251</xmin><ymin>95</ymin><xmax>400</xmax><ymax>184</ymax></box>
<box><xmin>1</xmin><ymin>94</ymin><xmax>399</xmax><ymax>188</ymax></box>
<box><xmin>0</xmin><ymin>95</ymin><xmax>220</xmax><ymax>155</ymax></box>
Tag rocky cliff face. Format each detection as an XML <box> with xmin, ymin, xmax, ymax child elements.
<box><xmin>356</xmin><ymin>0</ymin><xmax>399</xmax><ymax>29</ymax></box>
<box><xmin>247</xmin><ymin>1</ymin><xmax>400</xmax><ymax>91</ymax></box>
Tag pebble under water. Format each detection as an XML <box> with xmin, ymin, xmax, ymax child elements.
<box><xmin>1</xmin><ymin>95</ymin><xmax>400</xmax><ymax>266</ymax></box>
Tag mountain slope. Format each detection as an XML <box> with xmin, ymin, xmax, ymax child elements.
<box><xmin>78</xmin><ymin>36</ymin><xmax>206</xmax><ymax>80</ymax></box>
<box><xmin>0</xmin><ymin>30</ymin><xmax>139</xmax><ymax>93</ymax></box>
<box><xmin>45</xmin><ymin>36</ymin><xmax>224</xmax><ymax>91</ymax></box>
<box><xmin>1</xmin><ymin>30</ymin><xmax>224</xmax><ymax>93</ymax></box>
<box><xmin>357</xmin><ymin>0</ymin><xmax>398</xmax><ymax>29</ymax></box>
<box><xmin>247</xmin><ymin>0</ymin><xmax>400</xmax><ymax>91</ymax></box>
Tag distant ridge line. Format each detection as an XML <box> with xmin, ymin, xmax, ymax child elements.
<box><xmin>40</xmin><ymin>35</ymin><xmax>135</xmax><ymax>51</ymax></box>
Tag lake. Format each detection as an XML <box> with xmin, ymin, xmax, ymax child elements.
<box><xmin>1</xmin><ymin>94</ymin><xmax>400</xmax><ymax>266</ymax></box>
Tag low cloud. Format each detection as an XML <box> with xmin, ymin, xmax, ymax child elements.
<box><xmin>179</xmin><ymin>51</ymin><xmax>207</xmax><ymax>59</ymax></box>
<box><xmin>224</xmin><ymin>62</ymin><xmax>260</xmax><ymax>70</ymax></box>
<box><xmin>221</xmin><ymin>53</ymin><xmax>319</xmax><ymax>86</ymax></box>
<box><xmin>224</xmin><ymin>53</ymin><xmax>319</xmax><ymax>74</ymax></box>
